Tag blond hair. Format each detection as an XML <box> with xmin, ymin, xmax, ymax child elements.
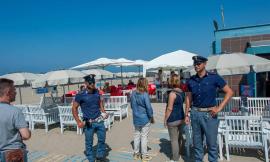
<box><xmin>169</xmin><ymin>74</ymin><xmax>180</xmax><ymax>88</ymax></box>
<box><xmin>136</xmin><ymin>78</ymin><xmax>148</xmax><ymax>93</ymax></box>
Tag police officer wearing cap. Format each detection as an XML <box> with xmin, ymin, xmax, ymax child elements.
<box><xmin>185</xmin><ymin>56</ymin><xmax>233</xmax><ymax>162</ymax></box>
<box><xmin>72</xmin><ymin>74</ymin><xmax>108</xmax><ymax>162</ymax></box>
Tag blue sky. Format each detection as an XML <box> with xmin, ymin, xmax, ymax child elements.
<box><xmin>1</xmin><ymin>0</ymin><xmax>270</xmax><ymax>75</ymax></box>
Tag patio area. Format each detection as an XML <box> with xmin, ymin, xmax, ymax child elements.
<box><xmin>24</xmin><ymin>103</ymin><xmax>268</xmax><ymax>162</ymax></box>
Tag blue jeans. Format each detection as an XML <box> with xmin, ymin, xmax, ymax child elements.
<box><xmin>84</xmin><ymin>121</ymin><xmax>106</xmax><ymax>162</ymax></box>
<box><xmin>190</xmin><ymin>109</ymin><xmax>219</xmax><ymax>162</ymax></box>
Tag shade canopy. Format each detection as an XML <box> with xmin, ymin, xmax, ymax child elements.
<box><xmin>186</xmin><ymin>53</ymin><xmax>270</xmax><ymax>76</ymax></box>
<box><xmin>120</xmin><ymin>59</ymin><xmax>148</xmax><ymax>67</ymax></box>
<box><xmin>71</xmin><ymin>57</ymin><xmax>117</xmax><ymax>69</ymax></box>
<box><xmin>32</xmin><ymin>70</ymin><xmax>86</xmax><ymax>88</ymax></box>
<box><xmin>143</xmin><ymin>50</ymin><xmax>197</xmax><ymax>76</ymax></box>
<box><xmin>115</xmin><ymin>72</ymin><xmax>139</xmax><ymax>78</ymax></box>
<box><xmin>82</xmin><ymin>69</ymin><xmax>113</xmax><ymax>79</ymax></box>
<box><xmin>111</xmin><ymin>58</ymin><xmax>134</xmax><ymax>65</ymax></box>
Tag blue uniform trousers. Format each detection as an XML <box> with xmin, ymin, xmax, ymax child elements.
<box><xmin>84</xmin><ymin>121</ymin><xmax>106</xmax><ymax>162</ymax></box>
<box><xmin>190</xmin><ymin>109</ymin><xmax>219</xmax><ymax>162</ymax></box>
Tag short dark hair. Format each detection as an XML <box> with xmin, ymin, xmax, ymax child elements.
<box><xmin>0</xmin><ymin>78</ymin><xmax>14</xmax><ymax>97</ymax></box>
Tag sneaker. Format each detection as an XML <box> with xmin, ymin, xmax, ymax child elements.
<box><xmin>142</xmin><ymin>154</ymin><xmax>152</xmax><ymax>161</ymax></box>
<box><xmin>133</xmin><ymin>152</ymin><xmax>141</xmax><ymax>160</ymax></box>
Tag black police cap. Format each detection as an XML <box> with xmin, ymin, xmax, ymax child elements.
<box><xmin>84</xmin><ymin>74</ymin><xmax>96</xmax><ymax>84</ymax></box>
<box><xmin>192</xmin><ymin>56</ymin><xmax>208</xmax><ymax>63</ymax></box>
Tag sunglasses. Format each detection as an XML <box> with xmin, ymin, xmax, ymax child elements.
<box><xmin>193</xmin><ymin>62</ymin><xmax>203</xmax><ymax>66</ymax></box>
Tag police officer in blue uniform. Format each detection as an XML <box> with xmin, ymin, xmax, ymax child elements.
<box><xmin>185</xmin><ymin>56</ymin><xmax>233</xmax><ymax>162</ymax></box>
<box><xmin>72</xmin><ymin>74</ymin><xmax>108</xmax><ymax>162</ymax></box>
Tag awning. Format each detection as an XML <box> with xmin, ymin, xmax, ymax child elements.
<box><xmin>246</xmin><ymin>40</ymin><xmax>270</xmax><ymax>54</ymax></box>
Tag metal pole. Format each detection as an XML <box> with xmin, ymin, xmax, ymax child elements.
<box><xmin>19</xmin><ymin>87</ymin><xmax>22</xmax><ymax>104</ymax></box>
<box><xmin>121</xmin><ymin>65</ymin><xmax>124</xmax><ymax>86</ymax></box>
<box><xmin>138</xmin><ymin>66</ymin><xmax>141</xmax><ymax>77</ymax></box>
<box><xmin>62</xmin><ymin>86</ymin><xmax>66</xmax><ymax>105</ymax></box>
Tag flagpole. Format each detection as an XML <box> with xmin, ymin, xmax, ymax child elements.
<box><xmin>221</xmin><ymin>5</ymin><xmax>225</xmax><ymax>28</ymax></box>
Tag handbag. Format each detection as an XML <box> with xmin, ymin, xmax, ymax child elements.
<box><xmin>3</xmin><ymin>149</ymin><xmax>25</xmax><ymax>162</ymax></box>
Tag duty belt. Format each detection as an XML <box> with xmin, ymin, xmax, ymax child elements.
<box><xmin>192</xmin><ymin>106</ymin><xmax>214</xmax><ymax>112</ymax></box>
<box><xmin>87</xmin><ymin>116</ymin><xmax>104</xmax><ymax>123</ymax></box>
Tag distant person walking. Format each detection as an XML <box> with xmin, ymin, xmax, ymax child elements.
<box><xmin>164</xmin><ymin>74</ymin><xmax>185</xmax><ymax>161</ymax></box>
<box><xmin>130</xmin><ymin>78</ymin><xmax>154</xmax><ymax>161</ymax></box>
<box><xmin>185</xmin><ymin>56</ymin><xmax>233</xmax><ymax>162</ymax></box>
<box><xmin>0</xmin><ymin>78</ymin><xmax>31</xmax><ymax>162</ymax></box>
<box><xmin>72</xmin><ymin>75</ymin><xmax>108</xmax><ymax>162</ymax></box>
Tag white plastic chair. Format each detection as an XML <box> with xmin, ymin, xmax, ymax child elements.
<box><xmin>248</xmin><ymin>97</ymin><xmax>270</xmax><ymax>118</ymax></box>
<box><xmin>224</xmin><ymin>116</ymin><xmax>268</xmax><ymax>162</ymax></box>
<box><xmin>216</xmin><ymin>97</ymin><xmax>241</xmax><ymax>119</ymax></box>
<box><xmin>28</xmin><ymin>105</ymin><xmax>59</xmax><ymax>133</ymax></box>
<box><xmin>103</xmin><ymin>96</ymin><xmax>128</xmax><ymax>121</ymax></box>
<box><xmin>58</xmin><ymin>106</ymin><xmax>82</xmax><ymax>134</ymax></box>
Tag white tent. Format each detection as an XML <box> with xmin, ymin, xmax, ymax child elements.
<box><xmin>143</xmin><ymin>50</ymin><xmax>197</xmax><ymax>76</ymax></box>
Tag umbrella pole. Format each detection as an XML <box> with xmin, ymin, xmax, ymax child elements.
<box><xmin>19</xmin><ymin>87</ymin><xmax>22</xmax><ymax>104</ymax></box>
<box><xmin>121</xmin><ymin>65</ymin><xmax>123</xmax><ymax>86</ymax></box>
<box><xmin>254</xmin><ymin>73</ymin><xmax>257</xmax><ymax>97</ymax></box>
<box><xmin>62</xmin><ymin>86</ymin><xmax>66</xmax><ymax>105</ymax></box>
<box><xmin>100</xmin><ymin>79</ymin><xmax>102</xmax><ymax>89</ymax></box>
<box><xmin>138</xmin><ymin>66</ymin><xmax>141</xmax><ymax>77</ymax></box>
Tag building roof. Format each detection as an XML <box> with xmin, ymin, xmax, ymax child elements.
<box><xmin>215</xmin><ymin>23</ymin><xmax>270</xmax><ymax>32</ymax></box>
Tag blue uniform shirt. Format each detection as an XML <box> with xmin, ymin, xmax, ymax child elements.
<box><xmin>187</xmin><ymin>71</ymin><xmax>226</xmax><ymax>108</ymax></box>
<box><xmin>75</xmin><ymin>89</ymin><xmax>101</xmax><ymax>120</ymax></box>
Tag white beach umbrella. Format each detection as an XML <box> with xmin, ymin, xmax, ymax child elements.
<box><xmin>70</xmin><ymin>57</ymin><xmax>117</xmax><ymax>69</ymax></box>
<box><xmin>143</xmin><ymin>50</ymin><xmax>197</xmax><ymax>76</ymax></box>
<box><xmin>186</xmin><ymin>53</ymin><xmax>270</xmax><ymax>76</ymax></box>
<box><xmin>82</xmin><ymin>69</ymin><xmax>113</xmax><ymax>79</ymax></box>
<box><xmin>207</xmin><ymin>53</ymin><xmax>270</xmax><ymax>75</ymax></box>
<box><xmin>32</xmin><ymin>70</ymin><xmax>86</xmax><ymax>88</ymax></box>
<box><xmin>0</xmin><ymin>72</ymin><xmax>41</xmax><ymax>104</ymax></box>
<box><xmin>0</xmin><ymin>72</ymin><xmax>41</xmax><ymax>86</ymax></box>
